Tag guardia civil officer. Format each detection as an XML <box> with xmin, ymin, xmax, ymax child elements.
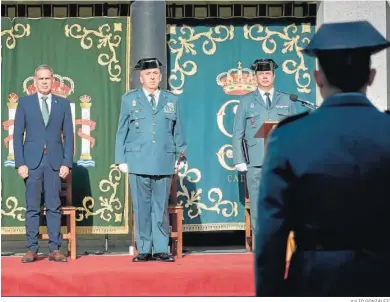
<box><xmin>232</xmin><ymin>59</ymin><xmax>297</xmax><ymax>235</ymax></box>
<box><xmin>115</xmin><ymin>58</ymin><xmax>187</xmax><ymax>262</ymax></box>
<box><xmin>255</xmin><ymin>21</ymin><xmax>390</xmax><ymax>296</ymax></box>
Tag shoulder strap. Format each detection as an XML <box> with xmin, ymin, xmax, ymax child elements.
<box><xmin>123</xmin><ymin>88</ymin><xmax>138</xmax><ymax>96</ymax></box>
<box><xmin>276</xmin><ymin>111</ymin><xmax>310</xmax><ymax>128</ymax></box>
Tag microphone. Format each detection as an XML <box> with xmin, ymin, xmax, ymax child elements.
<box><xmin>289</xmin><ymin>94</ymin><xmax>318</xmax><ymax>111</ymax></box>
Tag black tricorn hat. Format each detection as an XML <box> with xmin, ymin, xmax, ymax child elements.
<box><xmin>134</xmin><ymin>58</ymin><xmax>163</xmax><ymax>70</ymax></box>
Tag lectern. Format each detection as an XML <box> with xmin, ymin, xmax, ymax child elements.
<box><xmin>255</xmin><ymin>120</ymin><xmax>279</xmax><ymax>150</ymax></box>
<box><xmin>251</xmin><ymin>120</ymin><xmax>295</xmax><ymax>279</ymax></box>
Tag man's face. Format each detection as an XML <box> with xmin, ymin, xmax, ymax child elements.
<box><xmin>34</xmin><ymin>68</ymin><xmax>53</xmax><ymax>95</ymax></box>
<box><xmin>255</xmin><ymin>70</ymin><xmax>275</xmax><ymax>88</ymax></box>
<box><xmin>140</xmin><ymin>68</ymin><xmax>161</xmax><ymax>90</ymax></box>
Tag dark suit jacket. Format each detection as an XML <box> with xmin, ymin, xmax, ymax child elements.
<box><xmin>13</xmin><ymin>93</ymin><xmax>74</xmax><ymax>170</ymax></box>
<box><xmin>255</xmin><ymin>93</ymin><xmax>390</xmax><ymax>296</ymax></box>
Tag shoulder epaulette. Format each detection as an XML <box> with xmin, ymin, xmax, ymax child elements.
<box><xmin>123</xmin><ymin>88</ymin><xmax>138</xmax><ymax>96</ymax></box>
<box><xmin>276</xmin><ymin>111</ymin><xmax>309</xmax><ymax>128</ymax></box>
<box><xmin>161</xmin><ymin>89</ymin><xmax>176</xmax><ymax>95</ymax></box>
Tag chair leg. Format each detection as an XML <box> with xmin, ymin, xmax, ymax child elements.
<box><xmin>177</xmin><ymin>210</ymin><xmax>183</xmax><ymax>259</ymax></box>
<box><xmin>70</xmin><ymin>211</ymin><xmax>76</xmax><ymax>260</ymax></box>
<box><xmin>245</xmin><ymin>208</ymin><xmax>251</xmax><ymax>252</ymax></box>
<box><xmin>66</xmin><ymin>215</ymin><xmax>71</xmax><ymax>257</ymax></box>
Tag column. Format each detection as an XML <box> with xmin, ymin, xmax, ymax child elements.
<box><xmin>130</xmin><ymin>0</ymin><xmax>167</xmax><ymax>89</ymax></box>
<box><xmin>316</xmin><ymin>0</ymin><xmax>390</xmax><ymax>110</ymax></box>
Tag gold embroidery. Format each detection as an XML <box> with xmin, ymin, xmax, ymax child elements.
<box><xmin>1</xmin><ymin>23</ymin><xmax>31</xmax><ymax>62</ymax></box>
<box><xmin>177</xmin><ymin>163</ymin><xmax>238</xmax><ymax>219</ymax></box>
<box><xmin>167</xmin><ymin>25</ymin><xmax>234</xmax><ymax>94</ymax></box>
<box><xmin>65</xmin><ymin>23</ymin><xmax>123</xmax><ymax>82</ymax></box>
<box><xmin>76</xmin><ymin>164</ymin><xmax>124</xmax><ymax>222</ymax></box>
<box><xmin>244</xmin><ymin>23</ymin><xmax>312</xmax><ymax>93</ymax></box>
<box><xmin>1</xmin><ymin>196</ymin><xmax>26</xmax><ymax>222</ymax></box>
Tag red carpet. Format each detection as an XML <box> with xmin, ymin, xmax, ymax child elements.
<box><xmin>2</xmin><ymin>253</ymin><xmax>255</xmax><ymax>296</ymax></box>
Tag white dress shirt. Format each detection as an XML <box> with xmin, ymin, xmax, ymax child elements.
<box><xmin>143</xmin><ymin>88</ymin><xmax>160</xmax><ymax>106</ymax></box>
<box><xmin>258</xmin><ymin>87</ymin><xmax>274</xmax><ymax>104</ymax></box>
<box><xmin>37</xmin><ymin>92</ymin><xmax>52</xmax><ymax>114</ymax></box>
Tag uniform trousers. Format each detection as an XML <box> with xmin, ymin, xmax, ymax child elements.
<box><xmin>129</xmin><ymin>173</ymin><xmax>172</xmax><ymax>254</ymax></box>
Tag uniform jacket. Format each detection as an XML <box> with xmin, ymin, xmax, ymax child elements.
<box><xmin>255</xmin><ymin>93</ymin><xmax>390</xmax><ymax>296</ymax></box>
<box><xmin>232</xmin><ymin>89</ymin><xmax>297</xmax><ymax>167</ymax></box>
<box><xmin>115</xmin><ymin>88</ymin><xmax>187</xmax><ymax>175</ymax></box>
<box><xmin>13</xmin><ymin>93</ymin><xmax>74</xmax><ymax>170</ymax></box>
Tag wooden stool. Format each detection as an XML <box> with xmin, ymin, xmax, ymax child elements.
<box><xmin>132</xmin><ymin>204</ymin><xmax>184</xmax><ymax>258</ymax></box>
<box><xmin>39</xmin><ymin>173</ymin><xmax>77</xmax><ymax>260</ymax></box>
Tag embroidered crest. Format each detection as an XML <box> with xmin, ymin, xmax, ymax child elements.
<box><xmin>276</xmin><ymin>105</ymin><xmax>288</xmax><ymax>109</ymax></box>
<box><xmin>132</xmin><ymin>100</ymin><xmax>136</xmax><ymax>107</ymax></box>
<box><xmin>164</xmin><ymin>102</ymin><xmax>175</xmax><ymax>113</ymax></box>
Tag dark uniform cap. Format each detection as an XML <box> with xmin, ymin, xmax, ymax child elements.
<box><xmin>303</xmin><ymin>20</ymin><xmax>390</xmax><ymax>57</ymax></box>
<box><xmin>134</xmin><ymin>58</ymin><xmax>163</xmax><ymax>70</ymax></box>
<box><xmin>251</xmin><ymin>59</ymin><xmax>278</xmax><ymax>72</ymax></box>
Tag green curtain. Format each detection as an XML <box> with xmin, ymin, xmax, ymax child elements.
<box><xmin>1</xmin><ymin>17</ymin><xmax>130</xmax><ymax>235</ymax></box>
<box><xmin>167</xmin><ymin>21</ymin><xmax>316</xmax><ymax>231</ymax></box>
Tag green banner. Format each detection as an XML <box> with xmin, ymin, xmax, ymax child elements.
<box><xmin>1</xmin><ymin>17</ymin><xmax>131</xmax><ymax>235</ymax></box>
<box><xmin>167</xmin><ymin>22</ymin><xmax>316</xmax><ymax>231</ymax></box>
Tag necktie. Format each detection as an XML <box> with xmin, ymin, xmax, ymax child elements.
<box><xmin>41</xmin><ymin>96</ymin><xmax>50</xmax><ymax>126</ymax></box>
<box><xmin>149</xmin><ymin>94</ymin><xmax>156</xmax><ymax>111</ymax></box>
<box><xmin>264</xmin><ymin>92</ymin><xmax>272</xmax><ymax>109</ymax></box>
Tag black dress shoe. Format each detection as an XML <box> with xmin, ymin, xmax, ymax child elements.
<box><xmin>152</xmin><ymin>253</ymin><xmax>175</xmax><ymax>262</ymax></box>
<box><xmin>132</xmin><ymin>253</ymin><xmax>152</xmax><ymax>262</ymax></box>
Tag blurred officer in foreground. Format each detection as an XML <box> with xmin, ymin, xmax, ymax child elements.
<box><xmin>115</xmin><ymin>58</ymin><xmax>187</xmax><ymax>262</ymax></box>
<box><xmin>254</xmin><ymin>21</ymin><xmax>390</xmax><ymax>296</ymax></box>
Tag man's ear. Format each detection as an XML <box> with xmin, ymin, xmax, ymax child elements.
<box><xmin>368</xmin><ymin>68</ymin><xmax>376</xmax><ymax>86</ymax></box>
<box><xmin>314</xmin><ymin>70</ymin><xmax>324</xmax><ymax>89</ymax></box>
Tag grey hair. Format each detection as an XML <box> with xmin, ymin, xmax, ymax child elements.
<box><xmin>34</xmin><ymin>64</ymin><xmax>53</xmax><ymax>76</ymax></box>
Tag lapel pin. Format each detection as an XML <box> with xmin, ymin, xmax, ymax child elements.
<box><xmin>250</xmin><ymin>103</ymin><xmax>254</xmax><ymax>109</ymax></box>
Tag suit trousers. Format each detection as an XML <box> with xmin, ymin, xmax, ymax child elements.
<box><xmin>129</xmin><ymin>173</ymin><xmax>172</xmax><ymax>254</ymax></box>
<box><xmin>247</xmin><ymin>166</ymin><xmax>262</xmax><ymax>232</ymax></box>
<box><xmin>25</xmin><ymin>155</ymin><xmax>62</xmax><ymax>252</ymax></box>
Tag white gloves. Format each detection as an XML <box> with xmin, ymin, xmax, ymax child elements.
<box><xmin>118</xmin><ymin>163</ymin><xmax>128</xmax><ymax>173</ymax></box>
<box><xmin>235</xmin><ymin>163</ymin><xmax>248</xmax><ymax>172</ymax></box>
<box><xmin>175</xmin><ymin>160</ymin><xmax>185</xmax><ymax>172</ymax></box>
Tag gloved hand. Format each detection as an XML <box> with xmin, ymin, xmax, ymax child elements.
<box><xmin>175</xmin><ymin>160</ymin><xmax>186</xmax><ymax>172</ymax></box>
<box><xmin>118</xmin><ymin>163</ymin><xmax>128</xmax><ymax>173</ymax></box>
<box><xmin>235</xmin><ymin>163</ymin><xmax>248</xmax><ymax>172</ymax></box>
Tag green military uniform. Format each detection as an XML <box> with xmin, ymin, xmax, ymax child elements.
<box><xmin>115</xmin><ymin>58</ymin><xmax>187</xmax><ymax>262</ymax></box>
<box><xmin>232</xmin><ymin>59</ymin><xmax>297</xmax><ymax>233</ymax></box>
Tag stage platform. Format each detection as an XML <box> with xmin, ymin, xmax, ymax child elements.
<box><xmin>1</xmin><ymin>253</ymin><xmax>255</xmax><ymax>296</ymax></box>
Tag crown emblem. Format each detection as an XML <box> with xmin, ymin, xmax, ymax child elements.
<box><xmin>23</xmin><ymin>74</ymin><xmax>75</xmax><ymax>98</ymax></box>
<box><xmin>8</xmin><ymin>93</ymin><xmax>19</xmax><ymax>103</ymax></box>
<box><xmin>216</xmin><ymin>61</ymin><xmax>257</xmax><ymax>95</ymax></box>
<box><xmin>79</xmin><ymin>94</ymin><xmax>91</xmax><ymax>103</ymax></box>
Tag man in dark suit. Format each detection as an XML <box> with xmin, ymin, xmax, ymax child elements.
<box><xmin>254</xmin><ymin>21</ymin><xmax>390</xmax><ymax>296</ymax></box>
<box><xmin>14</xmin><ymin>64</ymin><xmax>74</xmax><ymax>263</ymax></box>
